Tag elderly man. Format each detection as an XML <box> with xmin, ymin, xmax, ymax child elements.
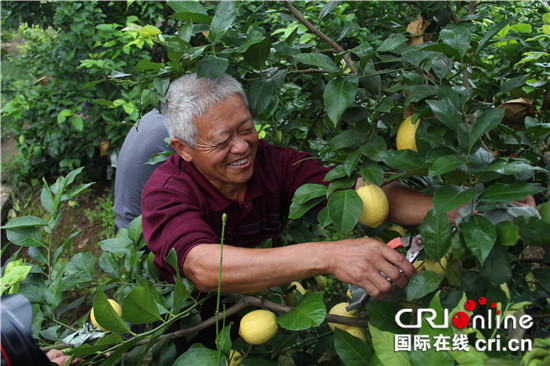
<box><xmin>140</xmin><ymin>72</ymin><xmax>439</xmax><ymax>302</ymax></box>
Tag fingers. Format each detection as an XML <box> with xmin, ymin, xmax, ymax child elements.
<box><xmin>512</xmin><ymin>195</ymin><xmax>536</xmax><ymax>208</ymax></box>
<box><xmin>336</xmin><ymin>238</ymin><xmax>414</xmax><ymax>300</ymax></box>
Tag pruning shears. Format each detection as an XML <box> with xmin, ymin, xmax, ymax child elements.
<box><xmin>346</xmin><ymin>234</ymin><xmax>424</xmax><ymax>312</ymax></box>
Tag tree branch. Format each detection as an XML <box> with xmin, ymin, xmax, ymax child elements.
<box><xmin>43</xmin><ymin>294</ymin><xmax>370</xmax><ymax>353</ymax></box>
<box><xmin>281</xmin><ymin>0</ymin><xmax>357</xmax><ymax>74</ymax></box>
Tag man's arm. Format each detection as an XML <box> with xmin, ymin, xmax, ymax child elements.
<box><xmin>183</xmin><ymin>237</ymin><xmax>415</xmax><ymax>299</ymax></box>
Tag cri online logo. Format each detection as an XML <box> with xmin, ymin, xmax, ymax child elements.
<box><xmin>395</xmin><ymin>296</ymin><xmax>533</xmax><ymax>330</ymax></box>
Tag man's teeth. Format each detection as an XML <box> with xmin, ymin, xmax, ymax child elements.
<box><xmin>229</xmin><ymin>157</ymin><xmax>249</xmax><ymax>166</ymax></box>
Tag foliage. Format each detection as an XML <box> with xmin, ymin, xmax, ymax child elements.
<box><xmin>1</xmin><ymin>1</ymin><xmax>550</xmax><ymax>365</ymax></box>
<box><xmin>1</xmin><ymin>1</ymin><xmax>168</xmax><ymax>191</ymax></box>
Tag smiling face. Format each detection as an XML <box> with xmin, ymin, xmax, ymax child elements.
<box><xmin>171</xmin><ymin>94</ymin><xmax>258</xmax><ymax>201</ymax></box>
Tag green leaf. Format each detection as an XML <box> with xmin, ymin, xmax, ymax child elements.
<box><xmin>461</xmin><ymin>215</ymin><xmax>496</xmax><ymax>265</ymax></box>
<box><xmin>324</xmin><ymin>77</ymin><xmax>359</xmax><ymax>127</ymax></box>
<box><xmin>379</xmin><ymin>150</ymin><xmax>425</xmax><ymax>171</ymax></box>
<box><xmin>153</xmin><ymin>77</ymin><xmax>170</xmax><ymax>97</ymax></box>
<box><xmin>359</xmin><ymin>161</ymin><xmax>385</xmax><ymax>186</ymax></box>
<box><xmin>173</xmin><ymin>277</ymin><xmax>192</xmax><ymax>313</ymax></box>
<box><xmin>406</xmin><ymin>271</ymin><xmax>444</xmax><ymax>301</ymax></box>
<box><xmin>93</xmin><ymin>285</ymin><xmax>130</xmax><ymax>334</ymax></box>
<box><xmin>2</xmin><ymin>216</ymin><xmax>48</xmax><ymax>229</ymax></box>
<box><xmin>0</xmin><ymin>260</ymin><xmax>32</xmax><ymax>295</ymax></box>
<box><xmin>481</xmin><ymin>159</ymin><xmax>545</xmax><ymax>176</ymax></box>
<box><xmin>40</xmin><ymin>182</ymin><xmax>55</xmax><ymax>215</ymax></box>
<box><xmin>328</xmin><ymin>129</ymin><xmax>364</xmax><ymax>152</ymax></box>
<box><xmin>449</xmin><ymin>349</ymin><xmax>488</xmax><ymax>365</ymax></box>
<box><xmin>360</xmin><ymin>136</ymin><xmax>387</xmax><ymax>161</ymax></box>
<box><xmin>479</xmin><ymin>182</ymin><xmax>543</xmax><ymax>202</ymax></box>
<box><xmin>70</xmin><ymin>115</ymin><xmax>84</xmax><ymax>131</ymax></box>
<box><xmin>532</xmin><ymin>268</ymin><xmax>550</xmax><ymax>292</ymax></box>
<box><xmin>479</xmin><ymin>245</ymin><xmax>512</xmax><ymax>286</ymax></box>
<box><xmin>369</xmin><ymin>324</ymin><xmax>411</xmax><ymax>366</ymax></box>
<box><xmin>496</xmin><ymin>221</ymin><xmax>520</xmax><ymax>246</ymax></box>
<box><xmin>377</xmin><ymin>34</ymin><xmax>408</xmax><ymax>53</ymax></box>
<box><xmin>277</xmin><ymin>291</ymin><xmax>326</xmax><ymax>330</ymax></box>
<box><xmin>469</xmin><ymin>108</ymin><xmax>504</xmax><ymax>150</ymax></box>
<box><xmin>474</xmin><ymin>18</ymin><xmax>514</xmax><ymax>59</ymax></box>
<box><xmin>135</xmin><ymin>59</ymin><xmax>164</xmax><ymax>72</ymax></box>
<box><xmin>439</xmin><ymin>26</ymin><xmax>471</xmax><ymax>60</ymax></box>
<box><xmin>165</xmin><ymin>248</ymin><xmax>181</xmax><ymax>277</ymax></box>
<box><xmin>516</xmin><ymin>216</ymin><xmax>550</xmax><ymax>246</ymax></box>
<box><xmin>366</xmin><ymin>301</ymin><xmax>405</xmax><ymax>333</ymax></box>
<box><xmin>333</xmin><ymin>328</ymin><xmax>371</xmax><ymax>366</ymax></box>
<box><xmin>6</xmin><ymin>227</ymin><xmax>45</xmax><ymax>247</ymax></box>
<box><xmin>46</xmin><ymin>275</ymin><xmax>63</xmax><ymax>308</ymax></box>
<box><xmin>426</xmin><ymin>99</ymin><xmax>460</xmax><ymax>131</ymax></box>
<box><xmin>127</xmin><ymin>215</ymin><xmax>143</xmax><ymax>246</ymax></box>
<box><xmin>174</xmin><ymin>343</ymin><xmax>218</xmax><ymax>366</ymax></box>
<box><xmin>197</xmin><ymin>56</ymin><xmax>229</xmax><ymax>79</ymax></box>
<box><xmin>289</xmin><ymin>196</ymin><xmax>324</xmax><ymax>220</ymax></box>
<box><xmin>121</xmin><ymin>286</ymin><xmax>163</xmax><ymax>324</ymax></box>
<box><xmin>405</xmin><ymin>85</ymin><xmax>437</xmax><ymax>104</ymax></box>
<box><xmin>247</xmin><ymin>78</ymin><xmax>275</xmax><ymax>116</ymax></box>
<box><xmin>292</xmin><ymin>184</ymin><xmax>328</xmax><ymax>205</ymax></box>
<box><xmin>432</xmin><ymin>185</ymin><xmax>476</xmax><ymax>214</ymax></box>
<box><xmin>168</xmin><ymin>1</ymin><xmax>208</xmax><ymax>15</ymax></box>
<box><xmin>57</xmin><ymin>109</ymin><xmax>73</xmax><ymax>123</ymax></box>
<box><xmin>66</xmin><ymin>252</ymin><xmax>95</xmax><ymax>282</ymax></box>
<box><xmin>100</xmin><ymin>238</ymin><xmax>133</xmax><ymax>254</ymax></box>
<box><xmin>291</xmin><ymin>53</ymin><xmax>339</xmax><ymax>72</ymax></box>
<box><xmin>428</xmin><ymin>155</ymin><xmax>465</xmax><ymax>177</ymax></box>
<box><xmin>244</xmin><ymin>37</ymin><xmax>271</xmax><ymax>69</ymax></box>
<box><xmin>419</xmin><ymin>210</ymin><xmax>453</xmax><ymax>261</ymax></box>
<box><xmin>209</xmin><ymin>1</ymin><xmax>236</xmax><ymax>44</ymax></box>
<box><xmin>419</xmin><ymin>291</ymin><xmax>453</xmax><ymax>338</ymax></box>
<box><xmin>410</xmin><ymin>348</ymin><xmax>455</xmax><ymax>366</ymax></box>
<box><xmin>327</xmin><ymin>189</ymin><xmax>363</xmax><ymax>233</ymax></box>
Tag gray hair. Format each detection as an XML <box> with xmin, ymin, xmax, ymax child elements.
<box><xmin>160</xmin><ymin>73</ymin><xmax>248</xmax><ymax>148</ymax></box>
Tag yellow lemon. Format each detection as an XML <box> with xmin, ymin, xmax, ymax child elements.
<box><xmin>413</xmin><ymin>259</ymin><xmax>425</xmax><ymax>272</ymax></box>
<box><xmin>239</xmin><ymin>310</ymin><xmax>278</xmax><ymax>345</ymax></box>
<box><xmin>284</xmin><ymin>281</ymin><xmax>307</xmax><ymax>306</ymax></box>
<box><xmin>357</xmin><ymin>184</ymin><xmax>389</xmax><ymax>228</ymax></box>
<box><xmin>90</xmin><ymin>299</ymin><xmax>122</xmax><ymax>331</ymax></box>
<box><xmin>345</xmin><ymin>326</ymin><xmax>368</xmax><ymax>343</ymax></box>
<box><xmin>328</xmin><ymin>302</ymin><xmax>359</xmax><ymax>331</ymax></box>
<box><xmin>313</xmin><ymin>275</ymin><xmax>327</xmax><ymax>291</ymax></box>
<box><xmin>396</xmin><ymin>116</ymin><xmax>420</xmax><ymax>151</ymax></box>
<box><xmin>424</xmin><ymin>256</ymin><xmax>447</xmax><ymax>275</ymax></box>
<box><xmin>386</xmin><ymin>224</ymin><xmax>406</xmax><ymax>237</ymax></box>
<box><xmin>227</xmin><ymin>350</ymin><xmax>244</xmax><ymax>366</ymax></box>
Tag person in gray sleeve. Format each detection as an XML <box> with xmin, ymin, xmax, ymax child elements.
<box><xmin>113</xmin><ymin>109</ymin><xmax>174</xmax><ymax>231</ymax></box>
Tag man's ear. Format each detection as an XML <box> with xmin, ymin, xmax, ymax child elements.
<box><xmin>171</xmin><ymin>138</ymin><xmax>193</xmax><ymax>162</ymax></box>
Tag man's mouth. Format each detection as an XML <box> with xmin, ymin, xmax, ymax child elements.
<box><xmin>228</xmin><ymin>156</ymin><xmax>249</xmax><ymax>166</ymax></box>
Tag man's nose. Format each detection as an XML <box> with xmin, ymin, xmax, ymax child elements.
<box><xmin>230</xmin><ymin>135</ymin><xmax>248</xmax><ymax>153</ymax></box>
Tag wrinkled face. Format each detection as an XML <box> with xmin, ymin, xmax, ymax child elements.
<box><xmin>173</xmin><ymin>94</ymin><xmax>258</xmax><ymax>195</ymax></box>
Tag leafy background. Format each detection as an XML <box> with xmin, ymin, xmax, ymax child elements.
<box><xmin>1</xmin><ymin>1</ymin><xmax>549</xmax><ymax>365</ymax></box>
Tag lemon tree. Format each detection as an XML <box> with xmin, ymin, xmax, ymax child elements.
<box><xmin>2</xmin><ymin>2</ymin><xmax>549</xmax><ymax>366</ymax></box>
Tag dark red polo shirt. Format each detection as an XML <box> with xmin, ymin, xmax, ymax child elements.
<box><xmin>141</xmin><ymin>139</ymin><xmax>333</xmax><ymax>282</ymax></box>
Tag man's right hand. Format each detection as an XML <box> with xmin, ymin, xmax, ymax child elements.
<box><xmin>325</xmin><ymin>237</ymin><xmax>416</xmax><ymax>300</ymax></box>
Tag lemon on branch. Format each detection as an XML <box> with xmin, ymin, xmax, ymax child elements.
<box><xmin>357</xmin><ymin>184</ymin><xmax>389</xmax><ymax>228</ymax></box>
<box><xmin>284</xmin><ymin>281</ymin><xmax>307</xmax><ymax>306</ymax></box>
<box><xmin>327</xmin><ymin>302</ymin><xmax>367</xmax><ymax>342</ymax></box>
<box><xmin>327</xmin><ymin>302</ymin><xmax>359</xmax><ymax>331</ymax></box>
<box><xmin>239</xmin><ymin>309</ymin><xmax>278</xmax><ymax>345</ymax></box>
<box><xmin>90</xmin><ymin>298</ymin><xmax>122</xmax><ymax>331</ymax></box>
<box><xmin>396</xmin><ymin>116</ymin><xmax>420</xmax><ymax>151</ymax></box>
